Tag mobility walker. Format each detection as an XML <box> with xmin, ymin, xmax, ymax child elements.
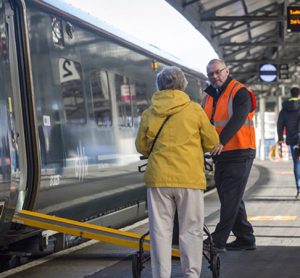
<box><xmin>131</xmin><ymin>224</ymin><xmax>220</xmax><ymax>278</ymax></box>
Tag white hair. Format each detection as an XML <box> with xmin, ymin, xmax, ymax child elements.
<box><xmin>156</xmin><ymin>66</ymin><xmax>188</xmax><ymax>91</ymax></box>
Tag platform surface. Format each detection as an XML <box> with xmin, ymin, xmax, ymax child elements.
<box><xmin>2</xmin><ymin>159</ymin><xmax>300</xmax><ymax>278</ymax></box>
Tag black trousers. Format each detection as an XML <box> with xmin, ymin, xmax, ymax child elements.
<box><xmin>212</xmin><ymin>157</ymin><xmax>255</xmax><ymax>248</ymax></box>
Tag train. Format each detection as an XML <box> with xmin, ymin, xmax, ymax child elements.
<box><xmin>0</xmin><ymin>0</ymin><xmax>213</xmax><ymax>262</ymax></box>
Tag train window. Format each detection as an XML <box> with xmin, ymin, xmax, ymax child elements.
<box><xmin>90</xmin><ymin>71</ymin><xmax>112</xmax><ymax>127</ymax></box>
<box><xmin>185</xmin><ymin>76</ymin><xmax>202</xmax><ymax>103</ymax></box>
<box><xmin>133</xmin><ymin>80</ymin><xmax>151</xmax><ymax>127</ymax></box>
<box><xmin>59</xmin><ymin>58</ymin><xmax>86</xmax><ymax>124</ymax></box>
<box><xmin>51</xmin><ymin>17</ymin><xmax>64</xmax><ymax>47</ymax></box>
<box><xmin>110</xmin><ymin>72</ymin><xmax>152</xmax><ymax>127</ymax></box>
<box><xmin>115</xmin><ymin>74</ymin><xmax>134</xmax><ymax>127</ymax></box>
<box><xmin>138</xmin><ymin>83</ymin><xmax>151</xmax><ymax>105</ymax></box>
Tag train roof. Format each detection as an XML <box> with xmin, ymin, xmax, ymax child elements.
<box><xmin>29</xmin><ymin>0</ymin><xmax>206</xmax><ymax>80</ymax></box>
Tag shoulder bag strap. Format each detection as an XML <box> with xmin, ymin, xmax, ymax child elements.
<box><xmin>138</xmin><ymin>115</ymin><xmax>171</xmax><ymax>172</ymax></box>
<box><xmin>149</xmin><ymin>115</ymin><xmax>171</xmax><ymax>155</ymax></box>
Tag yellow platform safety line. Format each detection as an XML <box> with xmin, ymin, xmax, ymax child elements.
<box><xmin>13</xmin><ymin>210</ymin><xmax>180</xmax><ymax>257</ymax></box>
<box><xmin>248</xmin><ymin>215</ymin><xmax>297</xmax><ymax>221</ymax></box>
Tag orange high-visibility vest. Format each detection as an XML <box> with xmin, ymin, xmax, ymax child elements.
<box><xmin>203</xmin><ymin>79</ymin><xmax>256</xmax><ymax>152</ymax></box>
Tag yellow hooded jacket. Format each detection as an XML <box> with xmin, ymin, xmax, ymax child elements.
<box><xmin>135</xmin><ymin>89</ymin><xmax>219</xmax><ymax>190</ymax></box>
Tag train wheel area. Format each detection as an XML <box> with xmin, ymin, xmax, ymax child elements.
<box><xmin>1</xmin><ymin>159</ymin><xmax>300</xmax><ymax>278</ymax></box>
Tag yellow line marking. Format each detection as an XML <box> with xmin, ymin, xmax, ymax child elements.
<box><xmin>248</xmin><ymin>215</ymin><xmax>297</xmax><ymax>221</ymax></box>
<box><xmin>274</xmin><ymin>171</ymin><xmax>293</xmax><ymax>174</ymax></box>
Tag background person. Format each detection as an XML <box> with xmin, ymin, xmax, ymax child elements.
<box><xmin>277</xmin><ymin>87</ymin><xmax>300</xmax><ymax>198</ymax></box>
<box><xmin>135</xmin><ymin>66</ymin><xmax>219</xmax><ymax>278</ymax></box>
<box><xmin>202</xmin><ymin>59</ymin><xmax>257</xmax><ymax>252</ymax></box>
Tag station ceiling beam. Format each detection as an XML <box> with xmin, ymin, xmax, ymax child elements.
<box><xmin>200</xmin><ymin>16</ymin><xmax>285</xmax><ymax>21</ymax></box>
<box><xmin>219</xmin><ymin>42</ymin><xmax>300</xmax><ymax>47</ymax></box>
<box><xmin>225</xmin><ymin>59</ymin><xmax>299</xmax><ymax>64</ymax></box>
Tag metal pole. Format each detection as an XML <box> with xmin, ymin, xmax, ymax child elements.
<box><xmin>259</xmin><ymin>95</ymin><xmax>266</xmax><ymax>160</ymax></box>
<box><xmin>274</xmin><ymin>89</ymin><xmax>283</xmax><ymax>142</ymax></box>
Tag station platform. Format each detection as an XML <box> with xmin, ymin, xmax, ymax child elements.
<box><xmin>1</xmin><ymin>159</ymin><xmax>300</xmax><ymax>278</ymax></box>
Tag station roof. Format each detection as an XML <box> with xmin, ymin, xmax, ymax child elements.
<box><xmin>166</xmin><ymin>0</ymin><xmax>300</xmax><ymax>96</ymax></box>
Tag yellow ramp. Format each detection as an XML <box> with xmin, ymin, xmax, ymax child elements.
<box><xmin>13</xmin><ymin>210</ymin><xmax>180</xmax><ymax>257</ymax></box>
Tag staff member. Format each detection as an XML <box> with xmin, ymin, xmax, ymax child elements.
<box><xmin>136</xmin><ymin>66</ymin><xmax>219</xmax><ymax>277</ymax></box>
<box><xmin>202</xmin><ymin>59</ymin><xmax>256</xmax><ymax>252</ymax></box>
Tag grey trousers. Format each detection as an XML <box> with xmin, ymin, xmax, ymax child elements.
<box><xmin>147</xmin><ymin>187</ymin><xmax>204</xmax><ymax>278</ymax></box>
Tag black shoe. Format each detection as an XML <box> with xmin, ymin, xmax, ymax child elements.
<box><xmin>226</xmin><ymin>240</ymin><xmax>256</xmax><ymax>251</ymax></box>
<box><xmin>203</xmin><ymin>240</ymin><xmax>226</xmax><ymax>253</ymax></box>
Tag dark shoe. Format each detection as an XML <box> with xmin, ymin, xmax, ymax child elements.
<box><xmin>226</xmin><ymin>240</ymin><xmax>256</xmax><ymax>251</ymax></box>
<box><xmin>203</xmin><ymin>240</ymin><xmax>226</xmax><ymax>253</ymax></box>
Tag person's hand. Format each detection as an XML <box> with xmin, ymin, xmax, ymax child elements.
<box><xmin>211</xmin><ymin>143</ymin><xmax>224</xmax><ymax>156</ymax></box>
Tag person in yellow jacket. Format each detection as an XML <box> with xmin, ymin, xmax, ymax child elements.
<box><xmin>135</xmin><ymin>66</ymin><xmax>219</xmax><ymax>278</ymax></box>
<box><xmin>202</xmin><ymin>59</ymin><xmax>257</xmax><ymax>252</ymax></box>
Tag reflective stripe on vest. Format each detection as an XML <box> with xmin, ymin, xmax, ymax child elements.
<box><xmin>214</xmin><ymin>119</ymin><xmax>254</xmax><ymax>127</ymax></box>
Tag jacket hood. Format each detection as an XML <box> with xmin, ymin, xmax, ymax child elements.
<box><xmin>283</xmin><ymin>98</ymin><xmax>300</xmax><ymax>112</ymax></box>
<box><xmin>151</xmin><ymin>89</ymin><xmax>191</xmax><ymax>116</ymax></box>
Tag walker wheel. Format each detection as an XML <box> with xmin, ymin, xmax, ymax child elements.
<box><xmin>132</xmin><ymin>254</ymin><xmax>143</xmax><ymax>278</ymax></box>
<box><xmin>212</xmin><ymin>254</ymin><xmax>220</xmax><ymax>278</ymax></box>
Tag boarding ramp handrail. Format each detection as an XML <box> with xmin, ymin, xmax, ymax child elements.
<box><xmin>12</xmin><ymin>210</ymin><xmax>180</xmax><ymax>257</ymax></box>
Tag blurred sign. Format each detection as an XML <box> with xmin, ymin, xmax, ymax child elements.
<box><xmin>43</xmin><ymin>115</ymin><xmax>51</xmax><ymax>126</ymax></box>
<box><xmin>121</xmin><ymin>84</ymin><xmax>136</xmax><ymax>103</ymax></box>
<box><xmin>259</xmin><ymin>64</ymin><xmax>277</xmax><ymax>82</ymax></box>
<box><xmin>278</xmin><ymin>64</ymin><xmax>289</xmax><ymax>80</ymax></box>
<box><xmin>287</xmin><ymin>6</ymin><xmax>300</xmax><ymax>32</ymax></box>
<box><xmin>59</xmin><ymin>58</ymin><xmax>80</xmax><ymax>83</ymax></box>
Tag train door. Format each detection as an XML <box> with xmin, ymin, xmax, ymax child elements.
<box><xmin>0</xmin><ymin>0</ymin><xmax>39</xmax><ymax>245</ymax></box>
<box><xmin>0</xmin><ymin>0</ymin><xmax>22</xmax><ymax>245</ymax></box>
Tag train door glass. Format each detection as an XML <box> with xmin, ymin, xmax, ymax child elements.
<box><xmin>0</xmin><ymin>0</ymin><xmax>24</xmax><ymax>242</ymax></box>
<box><xmin>59</xmin><ymin>58</ymin><xmax>86</xmax><ymax>124</ymax></box>
<box><xmin>0</xmin><ymin>0</ymin><xmax>14</xmax><ymax>183</ymax></box>
<box><xmin>89</xmin><ymin>70</ymin><xmax>112</xmax><ymax>127</ymax></box>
